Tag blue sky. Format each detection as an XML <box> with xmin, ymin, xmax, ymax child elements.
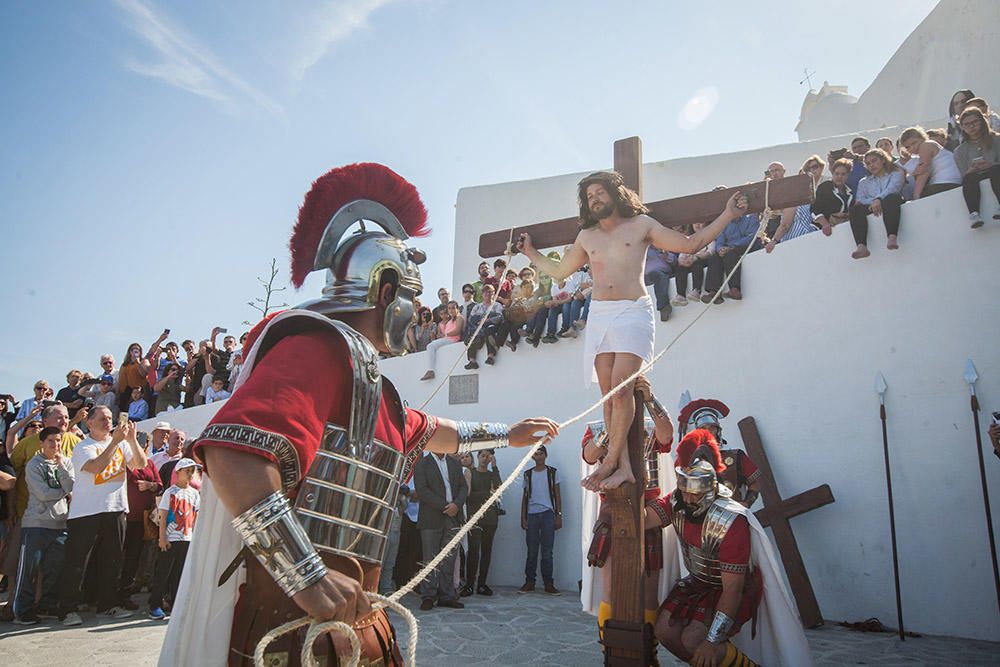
<box><xmin>0</xmin><ymin>0</ymin><xmax>937</xmax><ymax>398</ymax></box>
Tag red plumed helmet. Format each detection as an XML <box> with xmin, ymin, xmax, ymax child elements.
<box><xmin>674</xmin><ymin>429</ymin><xmax>726</xmax><ymax>473</ymax></box>
<box><xmin>289</xmin><ymin>163</ymin><xmax>430</xmax><ymax>288</ymax></box>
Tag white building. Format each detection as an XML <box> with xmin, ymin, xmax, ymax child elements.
<box><xmin>382</xmin><ymin>0</ymin><xmax>1000</xmax><ymax>642</ymax></box>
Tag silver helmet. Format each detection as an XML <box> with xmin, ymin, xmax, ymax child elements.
<box><xmin>675</xmin><ymin>459</ymin><xmax>718</xmax><ymax>518</ymax></box>
<box><xmin>290</xmin><ymin>165</ymin><xmax>429</xmax><ymax>356</ymax></box>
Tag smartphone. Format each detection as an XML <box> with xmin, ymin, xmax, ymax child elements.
<box><xmin>41</xmin><ymin>399</ymin><xmax>59</xmax><ymax>408</ymax></box>
<box><xmin>164</xmin><ymin>328</ymin><xmax>171</xmax><ymax>335</ymax></box>
<box><xmin>992</xmin><ymin>411</ymin><xmax>1000</xmax><ymax>426</ymax></box>
<box><xmin>218</xmin><ymin>327</ymin><xmax>228</xmax><ymax>334</ymax></box>
<box><xmin>137</xmin><ymin>431</ymin><xmax>148</xmax><ymax>447</ymax></box>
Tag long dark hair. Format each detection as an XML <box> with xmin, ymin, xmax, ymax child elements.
<box><xmin>958</xmin><ymin>108</ymin><xmax>994</xmax><ymax>148</ymax></box>
<box><xmin>949</xmin><ymin>89</ymin><xmax>975</xmax><ymax>118</ymax></box>
<box><xmin>123</xmin><ymin>342</ymin><xmax>142</xmax><ymax>367</ymax></box>
<box><xmin>577</xmin><ymin>171</ymin><xmax>648</xmax><ymax>229</ymax></box>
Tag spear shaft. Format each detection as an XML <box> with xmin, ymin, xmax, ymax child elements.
<box><xmin>969</xmin><ymin>393</ymin><xmax>1000</xmax><ymax>615</ymax></box>
<box><xmin>879</xmin><ymin>402</ymin><xmax>905</xmax><ymax>641</ymax></box>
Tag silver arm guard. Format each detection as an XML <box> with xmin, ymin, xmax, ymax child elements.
<box><xmin>231</xmin><ymin>490</ymin><xmax>328</xmax><ymax>597</ymax></box>
<box><xmin>455</xmin><ymin>421</ymin><xmax>510</xmax><ymax>454</ymax></box>
<box><xmin>645</xmin><ymin>396</ymin><xmax>668</xmax><ymax>421</ymax></box>
<box><xmin>705</xmin><ymin>610</ymin><xmax>735</xmax><ymax>644</ymax></box>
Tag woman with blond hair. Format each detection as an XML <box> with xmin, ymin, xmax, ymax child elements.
<box><xmin>898</xmin><ymin>126</ymin><xmax>961</xmax><ymax>199</ymax></box>
<box><xmin>848</xmin><ymin>149</ymin><xmax>905</xmax><ymax>259</ymax></box>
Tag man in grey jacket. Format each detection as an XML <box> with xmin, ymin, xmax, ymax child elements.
<box><xmin>13</xmin><ymin>426</ymin><xmax>74</xmax><ymax>624</ymax></box>
<box><xmin>413</xmin><ymin>451</ymin><xmax>468</xmax><ymax>611</ymax></box>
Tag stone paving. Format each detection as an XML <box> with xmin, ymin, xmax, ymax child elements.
<box><xmin>2</xmin><ymin>588</ymin><xmax>997</xmax><ymax>666</ymax></box>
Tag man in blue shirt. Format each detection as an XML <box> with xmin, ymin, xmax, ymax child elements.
<box><xmin>703</xmin><ymin>213</ymin><xmax>762</xmax><ymax>302</ymax></box>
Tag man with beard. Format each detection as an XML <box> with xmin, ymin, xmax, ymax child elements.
<box><xmin>159</xmin><ymin>163</ymin><xmax>560</xmax><ymax>666</ymax></box>
<box><xmin>471</xmin><ymin>261</ymin><xmax>490</xmax><ymax>302</ymax></box>
<box><xmin>644</xmin><ymin>430</ymin><xmax>813</xmax><ymax>666</ymax></box>
<box><xmin>520</xmin><ymin>171</ymin><xmax>747</xmax><ymax>491</ymax></box>
<box><xmin>678</xmin><ymin>399</ymin><xmax>760</xmax><ymax>508</ymax></box>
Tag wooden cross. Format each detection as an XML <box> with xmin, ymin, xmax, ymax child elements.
<box><xmin>738</xmin><ymin>416</ymin><xmax>835</xmax><ymax>628</ymax></box>
<box><xmin>478</xmin><ymin>136</ymin><xmax>814</xmax><ymax>257</ymax></box>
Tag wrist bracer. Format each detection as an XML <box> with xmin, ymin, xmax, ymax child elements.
<box><xmin>456</xmin><ymin>421</ymin><xmax>510</xmax><ymax>454</ymax></box>
<box><xmin>645</xmin><ymin>396</ymin><xmax>668</xmax><ymax>420</ymax></box>
<box><xmin>231</xmin><ymin>490</ymin><xmax>327</xmax><ymax>597</ymax></box>
<box><xmin>705</xmin><ymin>610</ymin><xmax>735</xmax><ymax>644</ymax></box>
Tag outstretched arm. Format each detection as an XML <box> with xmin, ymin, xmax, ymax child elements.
<box><xmin>425</xmin><ymin>416</ymin><xmax>560</xmax><ymax>454</ymax></box>
<box><xmin>648</xmin><ymin>191</ymin><xmax>747</xmax><ymax>254</ymax></box>
<box><xmin>519</xmin><ymin>235</ymin><xmax>588</xmax><ymax>281</ymax></box>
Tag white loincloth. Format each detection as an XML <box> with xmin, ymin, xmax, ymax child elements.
<box><xmin>583</xmin><ymin>295</ymin><xmax>655</xmax><ymax>385</ymax></box>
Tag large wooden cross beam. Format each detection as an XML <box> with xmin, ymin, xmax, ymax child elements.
<box><xmin>479</xmin><ymin>136</ymin><xmax>814</xmax><ymax>257</ymax></box>
<box><xmin>738</xmin><ymin>416</ymin><xmax>835</xmax><ymax>629</ymax></box>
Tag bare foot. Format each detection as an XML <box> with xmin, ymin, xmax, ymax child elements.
<box><xmin>886</xmin><ymin>235</ymin><xmax>898</xmax><ymax>250</ymax></box>
<box><xmin>599</xmin><ymin>465</ymin><xmax>636</xmax><ymax>491</ymax></box>
<box><xmin>820</xmin><ymin>222</ymin><xmax>833</xmax><ymax>237</ymax></box>
<box><xmin>582</xmin><ymin>459</ymin><xmax>615</xmax><ymax>491</ymax></box>
<box><xmin>420</xmin><ymin>370</ymin><xmax>435</xmax><ymax>381</ymax></box>
<box><xmin>851</xmin><ymin>245</ymin><xmax>870</xmax><ymax>260</ymax></box>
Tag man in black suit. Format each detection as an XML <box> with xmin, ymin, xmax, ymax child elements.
<box><xmin>413</xmin><ymin>451</ymin><xmax>468</xmax><ymax>611</ymax></box>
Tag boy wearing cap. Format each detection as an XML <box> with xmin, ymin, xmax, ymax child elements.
<box><xmin>149</xmin><ymin>458</ymin><xmax>200</xmax><ymax>620</ymax></box>
<box><xmin>78</xmin><ymin>374</ymin><xmax>120</xmax><ymax>420</ymax></box>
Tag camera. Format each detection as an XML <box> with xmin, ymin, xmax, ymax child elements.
<box><xmin>41</xmin><ymin>399</ymin><xmax>59</xmax><ymax>408</ymax></box>
<box><xmin>84</xmin><ymin>400</ymin><xmax>95</xmax><ymax>410</ymax></box>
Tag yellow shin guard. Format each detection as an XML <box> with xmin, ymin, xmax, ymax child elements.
<box><xmin>598</xmin><ymin>601</ymin><xmax>612</xmax><ymax>638</ymax></box>
<box><xmin>720</xmin><ymin>641</ymin><xmax>758</xmax><ymax>667</ymax></box>
<box><xmin>644</xmin><ymin>608</ymin><xmax>658</xmax><ymax>626</ymax></box>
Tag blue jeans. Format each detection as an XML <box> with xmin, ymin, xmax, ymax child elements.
<box><xmin>560</xmin><ymin>298</ymin><xmax>585</xmax><ymax>332</ymax></box>
<box><xmin>644</xmin><ymin>269</ymin><xmax>672</xmax><ymax>311</ymax></box>
<box><xmin>524</xmin><ymin>509</ymin><xmax>555</xmax><ymax>585</ymax></box>
<box><xmin>14</xmin><ymin>527</ymin><xmax>67</xmax><ymax>618</ymax></box>
<box><xmin>581</xmin><ymin>293</ymin><xmax>591</xmax><ymax>321</ymax></box>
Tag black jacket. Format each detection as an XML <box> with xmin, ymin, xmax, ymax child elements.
<box><xmin>812</xmin><ymin>180</ymin><xmax>854</xmax><ymax>218</ymax></box>
<box><xmin>413</xmin><ymin>453</ymin><xmax>468</xmax><ymax>530</ymax></box>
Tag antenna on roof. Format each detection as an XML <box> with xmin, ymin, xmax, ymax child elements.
<box><xmin>800</xmin><ymin>68</ymin><xmax>816</xmax><ymax>91</ymax></box>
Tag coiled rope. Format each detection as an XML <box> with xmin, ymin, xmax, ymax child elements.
<box><xmin>255</xmin><ymin>185</ymin><xmax>771</xmax><ymax>667</ymax></box>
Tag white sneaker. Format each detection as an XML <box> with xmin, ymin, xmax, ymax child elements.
<box><xmin>63</xmin><ymin>611</ymin><xmax>83</xmax><ymax>626</ymax></box>
<box><xmin>102</xmin><ymin>606</ymin><xmax>133</xmax><ymax>620</ymax></box>
<box><xmin>671</xmin><ymin>295</ymin><xmax>688</xmax><ymax>307</ymax></box>
<box><xmin>688</xmin><ymin>289</ymin><xmax>701</xmax><ymax>301</ymax></box>
<box><xmin>573</xmin><ymin>319</ymin><xmax>587</xmax><ymax>330</ymax></box>
<box><xmin>970</xmin><ymin>211</ymin><xmax>984</xmax><ymax>229</ymax></box>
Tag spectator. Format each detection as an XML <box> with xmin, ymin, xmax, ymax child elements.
<box><xmin>79</xmin><ymin>373</ymin><xmax>121</xmax><ymax>421</ymax></box>
<box><xmin>421</xmin><ymin>301</ymin><xmax>465</xmax><ymax>381</ymax></box>
<box><xmin>846</xmin><ymin>136</ymin><xmax>872</xmax><ymax>193</ymax></box>
<box><xmin>898</xmin><ymin>139</ymin><xmax>919</xmax><ymax>201</ymax></box>
<box><xmin>148</xmin><ymin>458</ymin><xmax>200</xmax><ymax>620</ymax></box>
<box><xmin>519</xmin><ymin>445</ymin><xmax>561</xmax><ymax>595</ymax></box>
<box><xmin>673</xmin><ymin>223</ymin><xmax>712</xmax><ymax>306</ymax></box>
<box><xmin>208</xmin><ymin>328</ymin><xmax>236</xmax><ymax>388</ymax></box>
<box><xmin>497</xmin><ymin>275</ymin><xmax>537</xmax><ymax>352</ymax></box>
<box><xmin>128</xmin><ymin>387</ymin><xmax>149</xmax><ymax>421</ymax></box>
<box><xmin>99</xmin><ymin>354</ymin><xmax>118</xmax><ymax>386</ymax></box>
<box><xmin>378</xmin><ymin>484</ymin><xmax>409</xmax><ymax>596</ymax></box>
<box><xmin>393</xmin><ymin>482</ymin><xmax>423</xmax><ymax>589</ymax></box>
<box><xmin>117</xmin><ymin>342</ymin><xmax>150</xmax><ymax>414</ymax></box>
<box><xmin>14</xmin><ymin>380</ymin><xmax>50</xmax><ymax>437</ymax></box>
<box><xmin>204</xmin><ymin>375</ymin><xmax>231</xmax><ymax>404</ymax></box>
<box><xmin>55</xmin><ymin>370</ymin><xmax>86</xmax><ymax>419</ymax></box>
<box><xmin>849</xmin><ymin>148</ymin><xmax>906</xmax><ymax>259</ymax></box>
<box><xmin>151</xmin><ymin>428</ymin><xmax>186</xmax><ymax>475</ymax></box>
<box><xmin>484</xmin><ymin>258</ymin><xmax>507</xmax><ymax>292</ymax></box>
<box><xmin>465</xmin><ymin>289</ymin><xmax>503</xmax><ymax>370</ymax></box>
<box><xmin>540</xmin><ymin>272</ymin><xmax>575</xmax><ymax>343</ymax></box>
<box><xmin>12</xmin><ymin>426</ymin><xmax>73</xmax><ymax>624</ymax></box>
<box><xmin>990</xmin><ymin>420</ymin><xmax>1000</xmax><ymax>460</ymax></box>
<box><xmin>10</xmin><ymin>404</ymin><xmax>80</xmax><ymax>521</ymax></box>
<box><xmin>704</xmin><ymin>212</ymin><xmax>761</xmax><ymax>302</ymax></box>
<box><xmin>0</xmin><ymin>442</ymin><xmax>15</xmax><ymax>582</ymax></box>
<box><xmin>153</xmin><ymin>363</ymin><xmax>184</xmax><ymax>415</ymax></box>
<box><xmin>964</xmin><ymin>97</ymin><xmax>1000</xmax><ymax>134</ymax></box>
<box><xmin>6</xmin><ymin>405</ymin><xmax>44</xmax><ymax>457</ymax></box>
<box><xmin>183</xmin><ymin>340</ymin><xmax>220</xmax><ymax>407</ymax></box>
<box><xmin>155</xmin><ymin>341</ymin><xmax>186</xmax><ymax>380</ymax></box>
<box><xmin>119</xmin><ymin>430</ymin><xmax>161</xmax><ymax>610</ymax></box>
<box><xmin>147</xmin><ymin>421</ymin><xmax>172</xmax><ymax>455</ymax></box>
<box><xmin>414</xmin><ymin>451</ymin><xmax>467</xmax><ymax>611</ymax></box>
<box><xmin>407</xmin><ymin>306</ymin><xmax>438</xmax><ymax>353</ymax></box>
<box><xmin>876</xmin><ymin>137</ymin><xmax>896</xmax><ymax>160</ymax></box>
<box><xmin>58</xmin><ymin>407</ymin><xmax>147</xmax><ymax>625</ymax></box>
<box><xmin>945</xmin><ymin>88</ymin><xmax>977</xmax><ymax>150</ymax></box>
<box><xmin>431</xmin><ymin>288</ymin><xmax>451</xmax><ymax>324</ymax></box>
<box><xmin>643</xmin><ymin>246</ymin><xmax>673</xmax><ymax>322</ymax></box>
<box><xmin>0</xmin><ymin>394</ymin><xmax>15</xmax><ymax>445</ymax></box>
<box><xmin>458</xmin><ymin>283</ymin><xmax>477</xmax><ymax>325</ymax></box>
<box><xmin>558</xmin><ymin>264</ymin><xmax>592</xmax><ymax>337</ymax></box>
<box><xmin>898</xmin><ymin>126</ymin><xmax>962</xmax><ymax>199</ymax></box>
<box><xmin>953</xmin><ymin>107</ymin><xmax>1000</xmax><ymax>228</ymax></box>
<box><xmin>812</xmin><ymin>158</ymin><xmax>855</xmax><ymax>236</ymax></box>
<box><xmin>471</xmin><ymin>261</ymin><xmax>490</xmax><ymax>303</ymax></box>
<box><xmin>461</xmin><ymin>449</ymin><xmax>501</xmax><ymax>597</ymax></box>
<box><xmin>767</xmin><ymin>157</ymin><xmax>824</xmax><ymax>252</ymax></box>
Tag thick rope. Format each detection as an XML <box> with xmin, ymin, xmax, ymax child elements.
<box><xmin>256</xmin><ymin>188</ymin><xmax>770</xmax><ymax>667</ymax></box>
<box><xmin>417</xmin><ymin>227</ymin><xmax>517</xmax><ymax>410</ymax></box>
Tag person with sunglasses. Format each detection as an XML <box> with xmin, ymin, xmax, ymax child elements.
<box><xmin>14</xmin><ymin>381</ymin><xmax>50</xmax><ymax>438</ymax></box>
<box><xmin>766</xmin><ymin>157</ymin><xmax>825</xmax><ymax>252</ymax></box>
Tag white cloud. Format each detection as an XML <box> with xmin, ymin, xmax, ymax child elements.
<box><xmin>114</xmin><ymin>0</ymin><xmax>281</xmax><ymax>114</ymax></box>
<box><xmin>291</xmin><ymin>0</ymin><xmax>395</xmax><ymax>81</ymax></box>
<box><xmin>676</xmin><ymin>86</ymin><xmax>720</xmax><ymax>131</ymax></box>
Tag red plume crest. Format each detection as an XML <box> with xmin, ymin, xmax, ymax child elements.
<box><xmin>678</xmin><ymin>398</ymin><xmax>730</xmax><ymax>426</ymax></box>
<box><xmin>290</xmin><ymin>163</ymin><xmax>430</xmax><ymax>288</ymax></box>
<box><xmin>674</xmin><ymin>429</ymin><xmax>726</xmax><ymax>473</ymax></box>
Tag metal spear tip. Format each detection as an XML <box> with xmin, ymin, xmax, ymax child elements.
<box><xmin>964</xmin><ymin>359</ymin><xmax>979</xmax><ymax>393</ymax></box>
<box><xmin>875</xmin><ymin>372</ymin><xmax>887</xmax><ymax>400</ymax></box>
<box><xmin>678</xmin><ymin>390</ymin><xmax>691</xmax><ymax>412</ymax></box>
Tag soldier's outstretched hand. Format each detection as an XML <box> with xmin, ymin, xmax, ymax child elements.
<box><xmin>509</xmin><ymin>417</ymin><xmax>559</xmax><ymax>447</ymax></box>
<box><xmin>292</xmin><ymin>569</ymin><xmax>372</xmax><ymax>626</ymax></box>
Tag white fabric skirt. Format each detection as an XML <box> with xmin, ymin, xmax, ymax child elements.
<box><xmin>583</xmin><ymin>295</ymin><xmax>656</xmax><ymax>385</ymax></box>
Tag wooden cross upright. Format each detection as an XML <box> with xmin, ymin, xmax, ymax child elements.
<box><xmin>738</xmin><ymin>416</ymin><xmax>835</xmax><ymax>628</ymax></box>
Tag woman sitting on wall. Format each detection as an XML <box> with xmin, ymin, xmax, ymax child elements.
<box><xmin>898</xmin><ymin>126</ymin><xmax>962</xmax><ymax>200</ymax></box>
<box><xmin>812</xmin><ymin>157</ymin><xmax>854</xmax><ymax>236</ymax></box>
<box><xmin>848</xmin><ymin>148</ymin><xmax>905</xmax><ymax>259</ymax></box>
<box><xmin>953</xmin><ymin>107</ymin><xmax>1000</xmax><ymax>229</ymax></box>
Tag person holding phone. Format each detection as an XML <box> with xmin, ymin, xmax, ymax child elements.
<box><xmin>953</xmin><ymin>107</ymin><xmax>1000</xmax><ymax>228</ymax></box>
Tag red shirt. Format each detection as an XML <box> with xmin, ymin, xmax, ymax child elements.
<box><xmin>650</xmin><ymin>490</ymin><xmax>750</xmax><ymax>569</ymax></box>
<box><xmin>196</xmin><ymin>324</ymin><xmax>436</xmax><ymax>489</ymax></box>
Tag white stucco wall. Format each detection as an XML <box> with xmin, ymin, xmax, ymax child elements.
<box><xmin>796</xmin><ymin>0</ymin><xmax>1000</xmax><ymax>140</ymax></box>
<box><xmin>386</xmin><ymin>185</ymin><xmax>1000</xmax><ymax>640</ymax></box>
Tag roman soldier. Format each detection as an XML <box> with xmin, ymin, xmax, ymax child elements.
<box><xmin>645</xmin><ymin>429</ymin><xmax>760</xmax><ymax>666</ymax></box>
<box><xmin>580</xmin><ymin>375</ymin><xmax>674</xmax><ymax>638</ymax></box>
<box><xmin>678</xmin><ymin>398</ymin><xmax>760</xmax><ymax>508</ymax></box>
<box><xmin>158</xmin><ymin>163</ymin><xmax>559</xmax><ymax>666</ymax></box>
